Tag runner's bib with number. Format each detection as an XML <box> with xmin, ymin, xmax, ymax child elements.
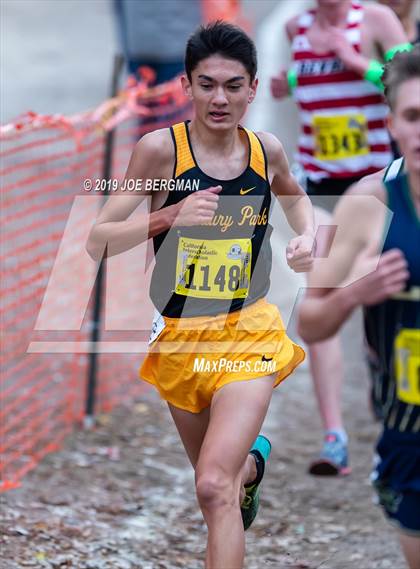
<box><xmin>175</xmin><ymin>237</ymin><xmax>252</xmax><ymax>300</ymax></box>
<box><xmin>394</xmin><ymin>329</ymin><xmax>420</xmax><ymax>405</ymax></box>
<box><xmin>313</xmin><ymin>114</ymin><xmax>369</xmax><ymax>160</ymax></box>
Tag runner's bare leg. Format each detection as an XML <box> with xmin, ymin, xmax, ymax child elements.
<box><xmin>309</xmin><ymin>207</ymin><xmax>345</xmax><ymax>434</ymax></box>
<box><xmin>195</xmin><ymin>375</ymin><xmax>276</xmax><ymax>569</ymax></box>
<box><xmin>399</xmin><ymin>533</ymin><xmax>420</xmax><ymax>569</ymax></box>
<box><xmin>168</xmin><ymin>405</ymin><xmax>211</xmax><ymax>467</ymax></box>
<box><xmin>169</xmin><ymin>403</ymin><xmax>257</xmax><ymax>500</ymax></box>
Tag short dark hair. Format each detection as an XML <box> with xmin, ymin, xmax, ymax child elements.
<box><xmin>185</xmin><ymin>20</ymin><xmax>257</xmax><ymax>82</ymax></box>
<box><xmin>383</xmin><ymin>45</ymin><xmax>420</xmax><ymax>109</ymax></box>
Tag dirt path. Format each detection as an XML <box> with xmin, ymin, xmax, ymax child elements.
<box><xmin>1</xmin><ymin>310</ymin><xmax>405</xmax><ymax>569</ymax></box>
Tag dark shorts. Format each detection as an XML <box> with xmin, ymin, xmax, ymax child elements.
<box><xmin>306</xmin><ymin>176</ymin><xmax>361</xmax><ymax>212</ymax></box>
<box><xmin>372</xmin><ymin>429</ymin><xmax>420</xmax><ymax>535</ymax></box>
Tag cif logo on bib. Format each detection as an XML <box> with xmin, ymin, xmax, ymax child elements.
<box><xmin>227</xmin><ymin>244</ymin><xmax>243</xmax><ymax>259</ymax></box>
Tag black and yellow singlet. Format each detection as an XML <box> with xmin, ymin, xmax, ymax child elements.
<box><xmin>150</xmin><ymin>120</ymin><xmax>274</xmax><ymax>318</ymax></box>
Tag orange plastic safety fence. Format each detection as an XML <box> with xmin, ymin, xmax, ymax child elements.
<box><xmin>0</xmin><ymin>71</ymin><xmax>192</xmax><ymax>491</ymax></box>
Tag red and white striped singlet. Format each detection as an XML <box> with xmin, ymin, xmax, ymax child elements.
<box><xmin>291</xmin><ymin>0</ymin><xmax>392</xmax><ymax>181</ymax></box>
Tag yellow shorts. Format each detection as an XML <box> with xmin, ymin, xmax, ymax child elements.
<box><xmin>139</xmin><ymin>298</ymin><xmax>305</xmax><ymax>413</ymax></box>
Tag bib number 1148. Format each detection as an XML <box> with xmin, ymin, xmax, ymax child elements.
<box><xmin>175</xmin><ymin>237</ymin><xmax>252</xmax><ymax>300</ymax></box>
<box><xmin>183</xmin><ymin>263</ymin><xmax>248</xmax><ymax>293</ymax></box>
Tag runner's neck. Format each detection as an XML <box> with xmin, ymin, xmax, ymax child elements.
<box><xmin>315</xmin><ymin>0</ymin><xmax>352</xmax><ymax>29</ymax></box>
<box><xmin>407</xmin><ymin>171</ymin><xmax>420</xmax><ymax>215</ymax></box>
<box><xmin>188</xmin><ymin>118</ymin><xmax>243</xmax><ymax>159</ymax></box>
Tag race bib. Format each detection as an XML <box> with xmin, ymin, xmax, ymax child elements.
<box><xmin>313</xmin><ymin>114</ymin><xmax>369</xmax><ymax>160</ymax></box>
<box><xmin>175</xmin><ymin>237</ymin><xmax>252</xmax><ymax>300</ymax></box>
<box><xmin>394</xmin><ymin>328</ymin><xmax>420</xmax><ymax>405</ymax></box>
<box><xmin>148</xmin><ymin>309</ymin><xmax>165</xmax><ymax>344</ymax></box>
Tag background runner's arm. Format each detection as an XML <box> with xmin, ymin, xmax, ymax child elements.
<box><xmin>298</xmin><ymin>248</ymin><xmax>410</xmax><ymax>343</ymax></box>
<box><xmin>329</xmin><ymin>4</ymin><xmax>408</xmax><ymax>78</ymax></box>
<box><xmin>270</xmin><ymin>15</ymin><xmax>299</xmax><ymax>99</ymax></box>
<box><xmin>297</xmin><ymin>196</ymin><xmax>370</xmax><ymax>342</ymax></box>
<box><xmin>366</xmin><ymin>3</ymin><xmax>409</xmax><ymax>55</ymax></box>
<box><xmin>297</xmin><ymin>186</ymin><xmax>409</xmax><ymax>343</ymax></box>
<box><xmin>298</xmin><ymin>287</ymin><xmax>356</xmax><ymax>344</ymax></box>
<box><xmin>272</xmin><ymin>7</ymin><xmax>408</xmax><ymax>98</ymax></box>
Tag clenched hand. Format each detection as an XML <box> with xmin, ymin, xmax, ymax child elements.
<box><xmin>348</xmin><ymin>248</ymin><xmax>410</xmax><ymax>306</ymax></box>
<box><xmin>271</xmin><ymin>69</ymin><xmax>289</xmax><ymax>100</ymax></box>
<box><xmin>173</xmin><ymin>186</ymin><xmax>222</xmax><ymax>226</ymax></box>
<box><xmin>286</xmin><ymin>234</ymin><xmax>315</xmax><ymax>273</ymax></box>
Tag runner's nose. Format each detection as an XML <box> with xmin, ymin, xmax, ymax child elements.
<box><xmin>212</xmin><ymin>87</ymin><xmax>228</xmax><ymax>105</ymax></box>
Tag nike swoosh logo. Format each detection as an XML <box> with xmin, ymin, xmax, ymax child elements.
<box><xmin>261</xmin><ymin>355</ymin><xmax>273</xmax><ymax>362</ymax></box>
<box><xmin>239</xmin><ymin>186</ymin><xmax>256</xmax><ymax>195</ymax></box>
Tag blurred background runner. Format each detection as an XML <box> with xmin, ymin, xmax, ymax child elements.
<box><xmin>270</xmin><ymin>0</ymin><xmax>409</xmax><ymax>477</ymax></box>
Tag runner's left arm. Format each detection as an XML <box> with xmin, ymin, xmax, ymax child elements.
<box><xmin>259</xmin><ymin>132</ymin><xmax>315</xmax><ymax>273</ymax></box>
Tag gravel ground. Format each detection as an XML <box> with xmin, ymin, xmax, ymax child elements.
<box><xmin>1</xmin><ymin>311</ymin><xmax>406</xmax><ymax>569</ymax></box>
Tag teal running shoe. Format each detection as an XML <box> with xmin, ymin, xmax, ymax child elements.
<box><xmin>309</xmin><ymin>432</ymin><xmax>351</xmax><ymax>476</ymax></box>
<box><xmin>241</xmin><ymin>434</ymin><xmax>272</xmax><ymax>530</ymax></box>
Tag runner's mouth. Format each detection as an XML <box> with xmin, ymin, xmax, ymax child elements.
<box><xmin>209</xmin><ymin>111</ymin><xmax>229</xmax><ymax>120</ymax></box>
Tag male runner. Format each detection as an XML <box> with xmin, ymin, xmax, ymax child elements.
<box><xmin>270</xmin><ymin>0</ymin><xmax>409</xmax><ymax>475</ymax></box>
<box><xmin>87</xmin><ymin>22</ymin><xmax>314</xmax><ymax>569</ymax></box>
<box><xmin>379</xmin><ymin>0</ymin><xmax>420</xmax><ymax>157</ymax></box>
<box><xmin>298</xmin><ymin>47</ymin><xmax>420</xmax><ymax>568</ymax></box>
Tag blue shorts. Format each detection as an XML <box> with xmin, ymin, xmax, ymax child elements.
<box><xmin>372</xmin><ymin>429</ymin><xmax>420</xmax><ymax>535</ymax></box>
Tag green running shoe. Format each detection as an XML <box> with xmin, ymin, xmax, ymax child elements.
<box><xmin>241</xmin><ymin>434</ymin><xmax>272</xmax><ymax>531</ymax></box>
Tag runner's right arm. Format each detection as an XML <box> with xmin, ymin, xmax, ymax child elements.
<box><xmin>86</xmin><ymin>130</ymin><xmax>221</xmax><ymax>261</ymax></box>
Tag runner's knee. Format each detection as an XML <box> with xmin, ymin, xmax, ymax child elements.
<box><xmin>195</xmin><ymin>467</ymin><xmax>237</xmax><ymax>510</ymax></box>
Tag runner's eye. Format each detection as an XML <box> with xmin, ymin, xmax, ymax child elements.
<box><xmin>200</xmin><ymin>84</ymin><xmax>212</xmax><ymax>90</ymax></box>
<box><xmin>403</xmin><ymin>109</ymin><xmax>420</xmax><ymax>122</ymax></box>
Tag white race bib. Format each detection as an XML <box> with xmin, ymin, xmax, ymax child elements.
<box><xmin>148</xmin><ymin>309</ymin><xmax>165</xmax><ymax>345</ymax></box>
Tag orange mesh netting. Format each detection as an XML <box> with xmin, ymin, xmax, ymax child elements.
<box><xmin>0</xmin><ymin>71</ymin><xmax>191</xmax><ymax>491</ymax></box>
<box><xmin>1</xmin><ymin>0</ymin><xmax>251</xmax><ymax>491</ymax></box>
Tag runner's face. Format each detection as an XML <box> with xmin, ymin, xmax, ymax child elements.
<box><xmin>182</xmin><ymin>55</ymin><xmax>257</xmax><ymax>131</ymax></box>
<box><xmin>388</xmin><ymin>78</ymin><xmax>420</xmax><ymax>173</ymax></box>
<box><xmin>377</xmin><ymin>0</ymin><xmax>414</xmax><ymax>19</ymax></box>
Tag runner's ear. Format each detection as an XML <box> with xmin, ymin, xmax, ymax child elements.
<box><xmin>181</xmin><ymin>74</ymin><xmax>193</xmax><ymax>100</ymax></box>
<box><xmin>248</xmin><ymin>78</ymin><xmax>258</xmax><ymax>103</ymax></box>
<box><xmin>386</xmin><ymin>113</ymin><xmax>396</xmax><ymax>141</ymax></box>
